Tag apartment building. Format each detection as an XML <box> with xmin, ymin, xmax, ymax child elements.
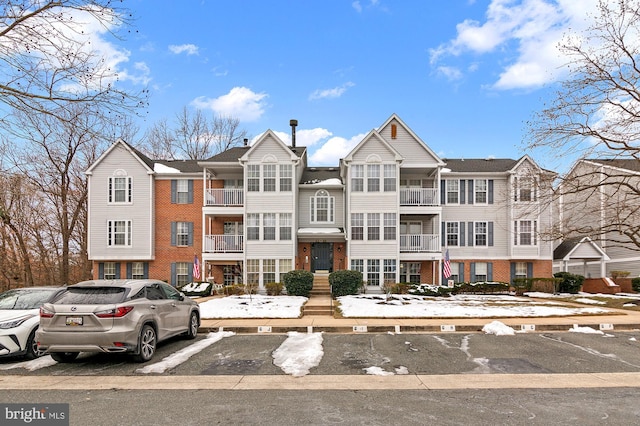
<box><xmin>86</xmin><ymin>114</ymin><xmax>555</xmax><ymax>291</ymax></box>
<box><xmin>553</xmin><ymin>158</ymin><xmax>640</xmax><ymax>278</ymax></box>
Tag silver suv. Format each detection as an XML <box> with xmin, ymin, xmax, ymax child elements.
<box><xmin>36</xmin><ymin>279</ymin><xmax>200</xmax><ymax>363</ymax></box>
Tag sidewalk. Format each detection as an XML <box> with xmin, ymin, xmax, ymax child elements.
<box><xmin>197</xmin><ymin>294</ymin><xmax>640</xmax><ymax>334</ymax></box>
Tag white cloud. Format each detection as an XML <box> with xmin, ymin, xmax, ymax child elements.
<box><xmin>437</xmin><ymin>66</ymin><xmax>463</xmax><ymax>81</ymax></box>
<box><xmin>168</xmin><ymin>44</ymin><xmax>199</xmax><ymax>55</ymax></box>
<box><xmin>310</xmin><ymin>132</ymin><xmax>367</xmax><ymax>165</ymax></box>
<box><xmin>252</xmin><ymin>127</ymin><xmax>333</xmax><ymax>148</ymax></box>
<box><xmin>352</xmin><ymin>1</ymin><xmax>362</xmax><ymax>13</ymax></box>
<box><xmin>191</xmin><ymin>87</ymin><xmax>268</xmax><ymax>122</ymax></box>
<box><xmin>430</xmin><ymin>0</ymin><xmax>599</xmax><ymax>90</ymax></box>
<box><xmin>309</xmin><ymin>82</ymin><xmax>355</xmax><ymax>101</ymax></box>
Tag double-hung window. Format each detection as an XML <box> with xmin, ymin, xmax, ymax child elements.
<box><xmin>108</xmin><ymin>220</ymin><xmax>132</xmax><ymax>246</ymax></box>
<box><xmin>176</xmin><ymin>222</ymin><xmax>190</xmax><ymax>246</ymax></box>
<box><xmin>246</xmin><ymin>259</ymin><xmax>259</xmax><ymax>285</ymax></box>
<box><xmin>446</xmin><ymin>180</ymin><xmax>459</xmax><ymax>204</ymax></box>
<box><xmin>383</xmin><ymin>213</ymin><xmax>396</xmax><ymax>240</ymax></box>
<box><xmin>247</xmin><ymin>214</ymin><xmax>260</xmax><ymax>240</ymax></box>
<box><xmin>384</xmin><ymin>165</ymin><xmax>396</xmax><ymax>192</ymax></box>
<box><xmin>367</xmin><ymin>213</ymin><xmax>380</xmax><ymax>240</ymax></box>
<box><xmin>263</xmin><ymin>213</ymin><xmax>276</xmax><ymax>240</ymax></box>
<box><xmin>247</xmin><ymin>165</ymin><xmax>260</xmax><ymax>192</ymax></box>
<box><xmin>176</xmin><ymin>180</ymin><xmax>189</xmax><ymax>203</ymax></box>
<box><xmin>367</xmin><ymin>164</ymin><xmax>380</xmax><ymax>192</ymax></box>
<box><xmin>474</xmin><ymin>262</ymin><xmax>488</xmax><ymax>282</ymax></box>
<box><xmin>280</xmin><ymin>213</ymin><xmax>292</xmax><ymax>240</ymax></box>
<box><xmin>263</xmin><ymin>259</ymin><xmax>276</xmax><ymax>284</ymax></box>
<box><xmin>351</xmin><ymin>213</ymin><xmax>364</xmax><ymax>240</ymax></box>
<box><xmin>475</xmin><ymin>222</ymin><xmax>488</xmax><ymax>246</ymax></box>
<box><xmin>351</xmin><ymin>165</ymin><xmax>364</xmax><ymax>192</ymax></box>
<box><xmin>446</xmin><ymin>222</ymin><xmax>459</xmax><ymax>246</ymax></box>
<box><xmin>367</xmin><ymin>259</ymin><xmax>380</xmax><ymax>286</ymax></box>
<box><xmin>383</xmin><ymin>259</ymin><xmax>396</xmax><ymax>284</ymax></box>
<box><xmin>514</xmin><ymin>220</ymin><xmax>537</xmax><ymax>245</ymax></box>
<box><xmin>280</xmin><ymin>165</ymin><xmax>292</xmax><ymax>192</ymax></box>
<box><xmin>108</xmin><ymin>176</ymin><xmax>132</xmax><ymax>203</ymax></box>
<box><xmin>103</xmin><ymin>262</ymin><xmax>117</xmax><ymax>279</ymax></box>
<box><xmin>263</xmin><ymin>165</ymin><xmax>276</xmax><ymax>192</ymax></box>
<box><xmin>475</xmin><ymin>179</ymin><xmax>488</xmax><ymax>204</ymax></box>
<box><xmin>175</xmin><ymin>262</ymin><xmax>189</xmax><ymax>287</ymax></box>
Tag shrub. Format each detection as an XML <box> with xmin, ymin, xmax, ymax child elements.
<box><xmin>329</xmin><ymin>270</ymin><xmax>362</xmax><ymax>297</ymax></box>
<box><xmin>632</xmin><ymin>277</ymin><xmax>640</xmax><ymax>292</ymax></box>
<box><xmin>265</xmin><ymin>282</ymin><xmax>284</xmax><ymax>296</ymax></box>
<box><xmin>553</xmin><ymin>272</ymin><xmax>584</xmax><ymax>294</ymax></box>
<box><xmin>611</xmin><ymin>270</ymin><xmax>630</xmax><ymax>279</ymax></box>
<box><xmin>223</xmin><ymin>284</ymin><xmax>244</xmax><ymax>295</ymax></box>
<box><xmin>282</xmin><ymin>270</ymin><xmax>314</xmax><ymax>297</ymax></box>
<box><xmin>386</xmin><ymin>282</ymin><xmax>410</xmax><ymax>294</ymax></box>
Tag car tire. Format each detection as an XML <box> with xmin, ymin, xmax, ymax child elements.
<box><xmin>133</xmin><ymin>324</ymin><xmax>156</xmax><ymax>363</ymax></box>
<box><xmin>184</xmin><ymin>311</ymin><xmax>199</xmax><ymax>340</ymax></box>
<box><xmin>51</xmin><ymin>352</ymin><xmax>79</xmax><ymax>363</ymax></box>
<box><xmin>24</xmin><ymin>328</ymin><xmax>44</xmax><ymax>360</ymax></box>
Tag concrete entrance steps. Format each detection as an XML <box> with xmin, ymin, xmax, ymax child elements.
<box><xmin>303</xmin><ymin>273</ymin><xmax>333</xmax><ymax>316</ymax></box>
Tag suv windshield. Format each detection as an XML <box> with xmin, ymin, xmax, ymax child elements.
<box><xmin>0</xmin><ymin>289</ymin><xmax>58</xmax><ymax>310</ymax></box>
<box><xmin>54</xmin><ymin>287</ymin><xmax>126</xmax><ymax>304</ymax></box>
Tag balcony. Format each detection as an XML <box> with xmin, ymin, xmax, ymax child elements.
<box><xmin>205</xmin><ymin>188</ymin><xmax>244</xmax><ymax>206</ymax></box>
<box><xmin>400</xmin><ymin>234</ymin><xmax>439</xmax><ymax>252</ymax></box>
<box><xmin>399</xmin><ymin>188</ymin><xmax>438</xmax><ymax>206</ymax></box>
<box><xmin>204</xmin><ymin>235</ymin><xmax>244</xmax><ymax>253</ymax></box>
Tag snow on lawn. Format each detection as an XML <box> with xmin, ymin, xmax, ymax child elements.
<box><xmin>336</xmin><ymin>294</ymin><xmax>611</xmax><ymax>318</ymax></box>
<box><xmin>199</xmin><ymin>295</ymin><xmax>307</xmax><ymax>319</ymax></box>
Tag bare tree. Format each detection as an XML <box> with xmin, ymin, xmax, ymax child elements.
<box><xmin>141</xmin><ymin>107</ymin><xmax>247</xmax><ymax>160</ymax></box>
<box><xmin>0</xmin><ymin>0</ymin><xmax>147</xmax><ymax>130</ymax></box>
<box><xmin>526</xmin><ymin>0</ymin><xmax>640</xmax><ymax>250</ymax></box>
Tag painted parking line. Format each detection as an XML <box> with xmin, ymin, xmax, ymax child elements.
<box><xmin>1</xmin><ymin>372</ymin><xmax>640</xmax><ymax>390</ymax></box>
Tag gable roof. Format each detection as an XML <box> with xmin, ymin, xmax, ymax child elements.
<box><xmin>342</xmin><ymin>129</ymin><xmax>403</xmax><ymax>162</ymax></box>
<box><xmin>239</xmin><ymin>129</ymin><xmax>305</xmax><ymax>163</ymax></box>
<box><xmin>86</xmin><ymin>139</ymin><xmax>155</xmax><ymax>175</ymax></box>
<box><xmin>377</xmin><ymin>113</ymin><xmax>445</xmax><ymax>166</ymax></box>
<box><xmin>584</xmin><ymin>158</ymin><xmax>640</xmax><ymax>173</ymax></box>
<box><xmin>553</xmin><ymin>237</ymin><xmax>610</xmax><ymax>261</ymax></box>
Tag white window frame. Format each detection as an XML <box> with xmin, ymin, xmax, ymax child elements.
<box><xmin>247</xmin><ymin>214</ymin><xmax>260</xmax><ymax>240</ymax></box>
<box><xmin>474</xmin><ymin>221</ymin><xmax>488</xmax><ymax>247</ymax></box>
<box><xmin>131</xmin><ymin>262</ymin><xmax>145</xmax><ymax>279</ymax></box>
<box><xmin>474</xmin><ymin>179</ymin><xmax>488</xmax><ymax>204</ymax></box>
<box><xmin>263</xmin><ymin>164</ymin><xmax>276</xmax><ymax>192</ymax></box>
<box><xmin>108</xmin><ymin>220</ymin><xmax>132</xmax><ymax>247</ymax></box>
<box><xmin>351</xmin><ymin>165</ymin><xmax>364</xmax><ymax>192</ymax></box>
<box><xmin>514</xmin><ymin>220</ymin><xmax>537</xmax><ymax>246</ymax></box>
<box><xmin>176</xmin><ymin>180</ymin><xmax>189</xmax><ymax>204</ymax></box>
<box><xmin>103</xmin><ymin>262</ymin><xmax>116</xmax><ymax>279</ymax></box>
<box><xmin>351</xmin><ymin>213</ymin><xmax>364</xmax><ymax>240</ymax></box>
<box><xmin>367</xmin><ymin>213</ymin><xmax>380</xmax><ymax>241</ymax></box>
<box><xmin>176</xmin><ymin>262</ymin><xmax>190</xmax><ymax>287</ymax></box>
<box><xmin>247</xmin><ymin>164</ymin><xmax>260</xmax><ymax>192</ymax></box>
<box><xmin>279</xmin><ymin>213</ymin><xmax>292</xmax><ymax>240</ymax></box>
<box><xmin>310</xmin><ymin>190</ymin><xmax>335</xmax><ymax>223</ymax></box>
<box><xmin>263</xmin><ymin>213</ymin><xmax>276</xmax><ymax>240</ymax></box>
<box><xmin>474</xmin><ymin>262</ymin><xmax>488</xmax><ymax>282</ymax></box>
<box><xmin>367</xmin><ymin>164</ymin><xmax>380</xmax><ymax>192</ymax></box>
<box><xmin>280</xmin><ymin>164</ymin><xmax>292</xmax><ymax>192</ymax></box>
<box><xmin>384</xmin><ymin>164</ymin><xmax>396</xmax><ymax>192</ymax></box>
<box><xmin>446</xmin><ymin>179</ymin><xmax>459</xmax><ymax>204</ymax></box>
<box><xmin>108</xmin><ymin>175</ymin><xmax>132</xmax><ymax>204</ymax></box>
<box><xmin>515</xmin><ymin>262</ymin><xmax>528</xmax><ymax>279</ymax></box>
<box><xmin>446</xmin><ymin>221</ymin><xmax>459</xmax><ymax>247</ymax></box>
<box><xmin>176</xmin><ymin>221</ymin><xmax>190</xmax><ymax>246</ymax></box>
<box><xmin>383</xmin><ymin>213</ymin><xmax>396</xmax><ymax>240</ymax></box>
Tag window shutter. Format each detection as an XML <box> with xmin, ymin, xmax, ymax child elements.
<box><xmin>527</xmin><ymin>262</ymin><xmax>533</xmax><ymax>278</ymax></box>
<box><xmin>440</xmin><ymin>180</ymin><xmax>446</xmax><ymax>205</ymax></box>
<box><xmin>171</xmin><ymin>180</ymin><xmax>177</xmax><ymax>204</ymax></box>
<box><xmin>128</xmin><ymin>177</ymin><xmax>133</xmax><ymax>202</ymax></box>
<box><xmin>468</xmin><ymin>180</ymin><xmax>474</xmax><ymax>205</ymax></box>
<box><xmin>441</xmin><ymin>222</ymin><xmax>445</xmax><ymax>246</ymax></box>
<box><xmin>188</xmin><ymin>180</ymin><xmax>194</xmax><ymax>204</ymax></box>
<box><xmin>487</xmin><ymin>263</ymin><xmax>493</xmax><ymax>281</ymax></box>
<box><xmin>126</xmin><ymin>263</ymin><xmax>132</xmax><ymax>279</ymax></box>
<box><xmin>458</xmin><ymin>263</ymin><xmax>464</xmax><ymax>282</ymax></box>
<box><xmin>488</xmin><ymin>180</ymin><xmax>494</xmax><ymax>204</ymax></box>
<box><xmin>310</xmin><ymin>198</ymin><xmax>315</xmax><ymax>222</ymax></box>
<box><xmin>143</xmin><ymin>263</ymin><xmax>149</xmax><ymax>279</ymax></box>
<box><xmin>460</xmin><ymin>180</ymin><xmax>466</xmax><ymax>204</ymax></box>
<box><xmin>171</xmin><ymin>222</ymin><xmax>177</xmax><ymax>246</ymax></box>
<box><xmin>188</xmin><ymin>222</ymin><xmax>194</xmax><ymax>246</ymax></box>
<box><xmin>513</xmin><ymin>221</ymin><xmax>518</xmax><ymax>245</ymax></box>
<box><xmin>115</xmin><ymin>263</ymin><xmax>121</xmax><ymax>279</ymax></box>
<box><xmin>188</xmin><ymin>262</ymin><xmax>194</xmax><ymax>282</ymax></box>
<box><xmin>470</xmin><ymin>263</ymin><xmax>476</xmax><ymax>282</ymax></box>
<box><xmin>510</xmin><ymin>263</ymin><xmax>516</xmax><ymax>283</ymax></box>
<box><xmin>468</xmin><ymin>222</ymin><xmax>474</xmax><ymax>247</ymax></box>
<box><xmin>108</xmin><ymin>177</ymin><xmax>113</xmax><ymax>203</ymax></box>
<box><xmin>171</xmin><ymin>263</ymin><xmax>177</xmax><ymax>287</ymax></box>
<box><xmin>98</xmin><ymin>263</ymin><xmax>104</xmax><ymax>279</ymax></box>
<box><xmin>459</xmin><ymin>222</ymin><xmax>465</xmax><ymax>246</ymax></box>
<box><xmin>488</xmin><ymin>222</ymin><xmax>494</xmax><ymax>246</ymax></box>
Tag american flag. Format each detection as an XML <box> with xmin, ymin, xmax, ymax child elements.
<box><xmin>193</xmin><ymin>255</ymin><xmax>201</xmax><ymax>280</ymax></box>
<box><xmin>443</xmin><ymin>249</ymin><xmax>452</xmax><ymax>279</ymax></box>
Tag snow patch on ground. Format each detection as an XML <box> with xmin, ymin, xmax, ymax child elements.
<box><xmin>568</xmin><ymin>325</ymin><xmax>604</xmax><ymax>335</ymax></box>
<box><xmin>273</xmin><ymin>331</ymin><xmax>324</xmax><ymax>377</ymax></box>
<box><xmin>482</xmin><ymin>320</ymin><xmax>516</xmax><ymax>335</ymax></box>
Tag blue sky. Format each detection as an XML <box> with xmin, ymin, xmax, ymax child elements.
<box><xmin>103</xmin><ymin>0</ymin><xmax>600</xmax><ymax>169</ymax></box>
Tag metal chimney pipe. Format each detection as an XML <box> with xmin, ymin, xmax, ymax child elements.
<box><xmin>243</xmin><ymin>138</ymin><xmax>248</xmax><ymax>146</ymax></box>
<box><xmin>290</xmin><ymin>119</ymin><xmax>298</xmax><ymax>147</ymax></box>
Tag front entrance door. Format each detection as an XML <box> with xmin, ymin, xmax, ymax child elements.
<box><xmin>311</xmin><ymin>243</ymin><xmax>333</xmax><ymax>272</ymax></box>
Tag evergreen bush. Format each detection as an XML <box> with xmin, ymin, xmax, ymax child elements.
<box><xmin>553</xmin><ymin>272</ymin><xmax>584</xmax><ymax>294</ymax></box>
<box><xmin>265</xmin><ymin>282</ymin><xmax>284</xmax><ymax>296</ymax></box>
<box><xmin>282</xmin><ymin>270</ymin><xmax>314</xmax><ymax>297</ymax></box>
<box><xmin>329</xmin><ymin>270</ymin><xmax>362</xmax><ymax>297</ymax></box>
<box><xmin>632</xmin><ymin>277</ymin><xmax>640</xmax><ymax>292</ymax></box>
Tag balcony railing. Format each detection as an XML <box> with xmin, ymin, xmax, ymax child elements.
<box><xmin>400</xmin><ymin>234</ymin><xmax>440</xmax><ymax>252</ymax></box>
<box><xmin>205</xmin><ymin>189</ymin><xmax>244</xmax><ymax>206</ymax></box>
<box><xmin>399</xmin><ymin>188</ymin><xmax>438</xmax><ymax>206</ymax></box>
<box><xmin>204</xmin><ymin>235</ymin><xmax>244</xmax><ymax>253</ymax></box>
